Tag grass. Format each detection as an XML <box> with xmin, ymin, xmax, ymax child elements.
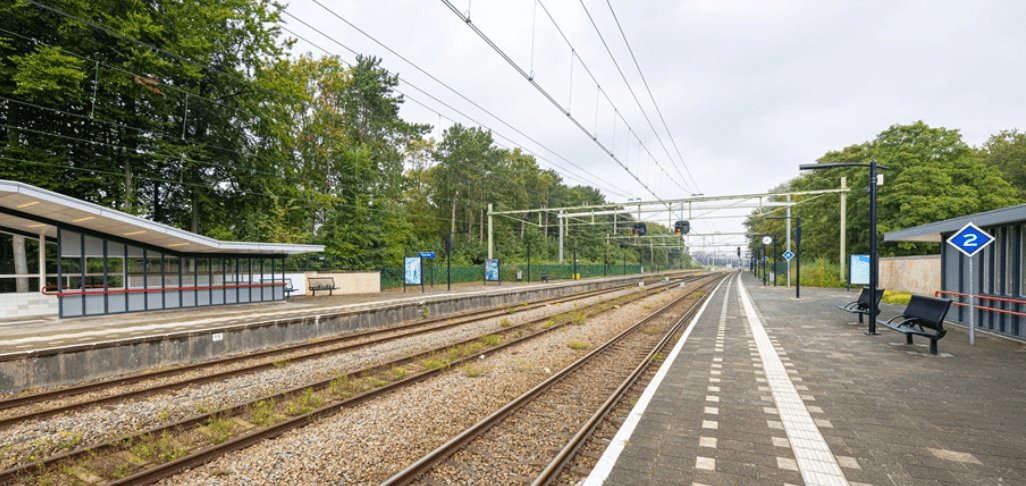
<box><xmin>567</xmin><ymin>340</ymin><xmax>588</xmax><ymax>350</ymax></box>
<box><xmin>500</xmin><ymin>319</ymin><xmax>512</xmax><ymax>328</ymax></box>
<box><xmin>542</xmin><ymin>320</ymin><xmax>555</xmax><ymax>329</ymax></box>
<box><xmin>284</xmin><ymin>388</ymin><xmax>324</xmax><ymax>416</ymax></box>
<box><xmin>392</xmin><ymin>367</ymin><xmax>407</xmax><ymax>381</ymax></box>
<box><xmin>422</xmin><ymin>357</ymin><xmax>449</xmax><ymax>370</ymax></box>
<box><xmin>129</xmin><ymin>431</ymin><xmax>189</xmax><ymax>463</ymax></box>
<box><xmin>462</xmin><ymin>365</ymin><xmax>490</xmax><ymax>377</ymax></box>
<box><xmin>205</xmin><ymin>416</ymin><xmax>238</xmax><ymax>444</ymax></box>
<box><xmin>248</xmin><ymin>399</ymin><xmax>281</xmax><ymax>427</ymax></box>
<box><xmin>881</xmin><ymin>290</ymin><xmax>912</xmax><ymax>305</ymax></box>
<box><xmin>272</xmin><ymin>358</ymin><xmax>290</xmax><ymax>368</ymax></box>
<box><xmin>479</xmin><ymin>334</ymin><xmax>501</xmax><ymax>346</ymax></box>
<box><xmin>421</xmin><ymin>306</ymin><xmax>430</xmax><ymax>318</ymax></box>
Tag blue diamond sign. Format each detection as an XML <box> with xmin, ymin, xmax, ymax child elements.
<box><xmin>947</xmin><ymin>222</ymin><xmax>994</xmax><ymax>257</ymax></box>
<box><xmin>782</xmin><ymin>250</ymin><xmax>795</xmax><ymax>261</ymax></box>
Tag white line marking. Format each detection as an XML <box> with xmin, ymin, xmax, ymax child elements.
<box><xmin>737</xmin><ymin>277</ymin><xmax>849</xmax><ymax>486</ymax></box>
<box><xmin>583</xmin><ymin>275</ymin><xmax>732</xmax><ymax>485</ymax></box>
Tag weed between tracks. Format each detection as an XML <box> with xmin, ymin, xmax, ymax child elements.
<box><xmin>461</xmin><ymin>364</ymin><xmax>491</xmax><ymax>377</ymax></box>
<box><xmin>248</xmin><ymin>399</ymin><xmax>282</xmax><ymax>426</ymax></box>
<box><xmin>284</xmin><ymin>388</ymin><xmax>325</xmax><ymax>416</ymax></box>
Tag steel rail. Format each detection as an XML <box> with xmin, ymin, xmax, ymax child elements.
<box><xmin>0</xmin><ymin>280</ymin><xmax>642</xmax><ymax>415</ymax></box>
<box><xmin>532</xmin><ymin>278</ymin><xmax>714</xmax><ymax>485</ymax></box>
<box><xmin>380</xmin><ymin>275</ymin><xmax>722</xmax><ymax>485</ymax></box>
<box><xmin>0</xmin><ymin>275</ymin><xmax>710</xmax><ymax>486</ymax></box>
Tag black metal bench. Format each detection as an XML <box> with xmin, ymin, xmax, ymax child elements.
<box><xmin>540</xmin><ymin>272</ymin><xmax>549</xmax><ymax>282</ymax></box>
<box><xmin>308</xmin><ymin>277</ymin><xmax>337</xmax><ymax>296</ymax></box>
<box><xmin>838</xmin><ymin>287</ymin><xmax>884</xmax><ymax>324</ymax></box>
<box><xmin>261</xmin><ymin>278</ymin><xmax>294</xmax><ymax>298</ymax></box>
<box><xmin>877</xmin><ymin>294</ymin><xmax>953</xmax><ymax>355</ymax></box>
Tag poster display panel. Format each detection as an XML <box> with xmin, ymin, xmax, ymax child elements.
<box><xmin>849</xmin><ymin>254</ymin><xmax>870</xmax><ymax>286</ymax></box>
<box><xmin>404</xmin><ymin>257</ymin><xmax>422</xmax><ymax>285</ymax></box>
<box><xmin>484</xmin><ymin>259</ymin><xmax>500</xmax><ymax>281</ymax></box>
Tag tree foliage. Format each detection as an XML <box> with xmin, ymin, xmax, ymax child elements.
<box><xmin>744</xmin><ymin>122</ymin><xmax>1021</xmax><ymax>261</ymax></box>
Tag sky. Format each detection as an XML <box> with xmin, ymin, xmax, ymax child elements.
<box><xmin>282</xmin><ymin>0</ymin><xmax>1026</xmax><ymax>253</ymax></box>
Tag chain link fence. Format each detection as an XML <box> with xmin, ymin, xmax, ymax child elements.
<box><xmin>380</xmin><ymin>262</ymin><xmax>673</xmax><ymax>290</ymax></box>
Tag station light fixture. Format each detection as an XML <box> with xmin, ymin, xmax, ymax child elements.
<box><xmin>16</xmin><ymin>200</ymin><xmax>40</xmax><ymax>208</ymax></box>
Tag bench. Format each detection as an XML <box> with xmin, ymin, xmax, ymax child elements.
<box><xmin>838</xmin><ymin>287</ymin><xmax>884</xmax><ymax>324</ymax></box>
<box><xmin>308</xmin><ymin>277</ymin><xmax>337</xmax><ymax>296</ymax></box>
<box><xmin>540</xmin><ymin>272</ymin><xmax>549</xmax><ymax>282</ymax></box>
<box><xmin>877</xmin><ymin>294</ymin><xmax>953</xmax><ymax>355</ymax></box>
<box><xmin>261</xmin><ymin>278</ymin><xmax>295</xmax><ymax>298</ymax></box>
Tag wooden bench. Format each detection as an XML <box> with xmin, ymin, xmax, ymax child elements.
<box><xmin>261</xmin><ymin>278</ymin><xmax>295</xmax><ymax>298</ymax></box>
<box><xmin>838</xmin><ymin>287</ymin><xmax>884</xmax><ymax>324</ymax></box>
<box><xmin>877</xmin><ymin>294</ymin><xmax>953</xmax><ymax>355</ymax></box>
<box><xmin>540</xmin><ymin>272</ymin><xmax>549</xmax><ymax>282</ymax></box>
<box><xmin>308</xmin><ymin>277</ymin><xmax>337</xmax><ymax>296</ymax></box>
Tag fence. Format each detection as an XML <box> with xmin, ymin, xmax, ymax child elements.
<box><xmin>380</xmin><ymin>263</ymin><xmax>666</xmax><ymax>290</ymax></box>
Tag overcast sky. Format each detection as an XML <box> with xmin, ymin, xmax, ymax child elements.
<box><xmin>283</xmin><ymin>0</ymin><xmax>1026</xmax><ymax>252</ymax></box>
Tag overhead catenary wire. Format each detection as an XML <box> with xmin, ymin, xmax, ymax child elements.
<box><xmin>1</xmin><ymin>22</ymin><xmax>625</xmax><ymax>211</ymax></box>
<box><xmin>573</xmin><ymin>0</ymin><xmax>691</xmax><ymax>189</ymax></box>
<box><xmin>275</xmin><ymin>24</ymin><xmax>631</xmax><ymax>200</ymax></box>
<box><xmin>277</xmin><ymin>17</ymin><xmax>631</xmax><ymax>198</ymax></box>
<box><xmin>21</xmin><ymin>1</ymin><xmax>628</xmax><ymax>200</ymax></box>
<box><xmin>532</xmin><ymin>0</ymin><xmax>691</xmax><ymax>194</ymax></box>
<box><xmin>603</xmin><ymin>0</ymin><xmax>701</xmax><ymax>193</ymax></box>
<box><xmin>295</xmin><ymin>1</ymin><xmax>627</xmax><ymax>198</ymax></box>
<box><xmin>436</xmin><ymin>0</ymin><xmax>676</xmax><ymax>201</ymax></box>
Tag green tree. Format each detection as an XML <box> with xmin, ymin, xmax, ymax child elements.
<box><xmin>978</xmin><ymin>130</ymin><xmax>1026</xmax><ymax>199</ymax></box>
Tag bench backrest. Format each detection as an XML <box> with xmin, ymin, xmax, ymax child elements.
<box><xmin>308</xmin><ymin>277</ymin><xmax>335</xmax><ymax>288</ymax></box>
<box><xmin>903</xmin><ymin>295</ymin><xmax>953</xmax><ymax>330</ymax></box>
<box><xmin>856</xmin><ymin>287</ymin><xmax>885</xmax><ymax>306</ymax></box>
<box><xmin>261</xmin><ymin>277</ymin><xmax>293</xmax><ymax>287</ymax></box>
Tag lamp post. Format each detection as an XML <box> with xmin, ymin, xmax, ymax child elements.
<box><xmin>765</xmin><ymin>217</ymin><xmax>801</xmax><ymax>298</ymax></box>
<box><xmin>798</xmin><ymin>160</ymin><xmax>888</xmax><ymax>334</ymax></box>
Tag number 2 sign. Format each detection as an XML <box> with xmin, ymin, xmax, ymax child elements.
<box><xmin>946</xmin><ymin>222</ymin><xmax>994</xmax><ymax>258</ymax></box>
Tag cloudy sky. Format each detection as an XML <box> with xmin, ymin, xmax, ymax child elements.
<box><xmin>282</xmin><ymin>0</ymin><xmax>1025</xmax><ymax>251</ymax></box>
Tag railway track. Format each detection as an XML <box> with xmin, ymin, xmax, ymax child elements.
<box><xmin>0</xmin><ymin>276</ymin><xmax>689</xmax><ymax>429</ymax></box>
<box><xmin>381</xmin><ymin>274</ymin><xmax>723</xmax><ymax>486</ymax></box>
<box><xmin>0</xmin><ymin>274</ymin><xmax>716</xmax><ymax>485</ymax></box>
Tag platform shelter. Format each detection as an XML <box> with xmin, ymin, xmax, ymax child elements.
<box><xmin>0</xmin><ymin>180</ymin><xmax>322</xmax><ymax>319</ymax></box>
<box><xmin>885</xmin><ymin>203</ymin><xmax>1026</xmax><ymax>341</ymax></box>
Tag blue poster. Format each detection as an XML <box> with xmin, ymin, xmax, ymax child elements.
<box><xmin>484</xmin><ymin>259</ymin><xmax>500</xmax><ymax>281</ymax></box>
<box><xmin>849</xmin><ymin>254</ymin><xmax>870</xmax><ymax>286</ymax></box>
<box><xmin>404</xmin><ymin>257</ymin><xmax>422</xmax><ymax>285</ymax></box>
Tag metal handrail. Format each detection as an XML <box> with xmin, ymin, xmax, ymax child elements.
<box><xmin>935</xmin><ymin>290</ymin><xmax>1026</xmax><ymax>318</ymax></box>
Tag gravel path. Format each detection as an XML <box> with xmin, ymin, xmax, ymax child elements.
<box><xmin>156</xmin><ymin>285</ymin><xmax>692</xmax><ymax>485</ymax></box>
<box><xmin>0</xmin><ymin>287</ymin><xmax>640</xmax><ymax>469</ymax></box>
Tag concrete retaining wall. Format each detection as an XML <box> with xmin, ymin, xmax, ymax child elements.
<box><xmin>879</xmin><ymin>255</ymin><xmax>941</xmax><ymax>296</ymax></box>
<box><xmin>0</xmin><ymin>271</ymin><xmax>695</xmax><ymax>393</ymax></box>
<box><xmin>0</xmin><ymin>292</ymin><xmax>58</xmax><ymax>318</ymax></box>
<box><xmin>301</xmin><ymin>271</ymin><xmax>380</xmax><ymax>295</ymax></box>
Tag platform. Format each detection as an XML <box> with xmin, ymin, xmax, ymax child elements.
<box><xmin>586</xmin><ymin>271</ymin><xmax>1026</xmax><ymax>486</ymax></box>
<box><xmin>0</xmin><ymin>272</ymin><xmax>685</xmax><ymax>393</ymax></box>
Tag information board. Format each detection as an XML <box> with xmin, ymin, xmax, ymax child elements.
<box><xmin>849</xmin><ymin>254</ymin><xmax>870</xmax><ymax>286</ymax></box>
<box><xmin>484</xmin><ymin>259</ymin><xmax>500</xmax><ymax>281</ymax></box>
<box><xmin>404</xmin><ymin>256</ymin><xmax>422</xmax><ymax>285</ymax></box>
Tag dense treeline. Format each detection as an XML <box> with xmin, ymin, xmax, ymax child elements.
<box><xmin>0</xmin><ymin>0</ymin><xmax>683</xmax><ymax>270</ymax></box>
<box><xmin>744</xmin><ymin>122</ymin><xmax>1025</xmax><ymax>262</ymax></box>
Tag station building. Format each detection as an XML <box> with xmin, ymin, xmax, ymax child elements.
<box><xmin>0</xmin><ymin>180</ymin><xmax>322</xmax><ymax>319</ymax></box>
<box><xmin>885</xmin><ymin>204</ymin><xmax>1026</xmax><ymax>341</ymax></box>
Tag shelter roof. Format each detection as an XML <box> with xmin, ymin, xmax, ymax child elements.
<box><xmin>0</xmin><ymin>180</ymin><xmax>323</xmax><ymax>255</ymax></box>
<box><xmin>884</xmin><ymin>204</ymin><xmax>1026</xmax><ymax>243</ymax></box>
